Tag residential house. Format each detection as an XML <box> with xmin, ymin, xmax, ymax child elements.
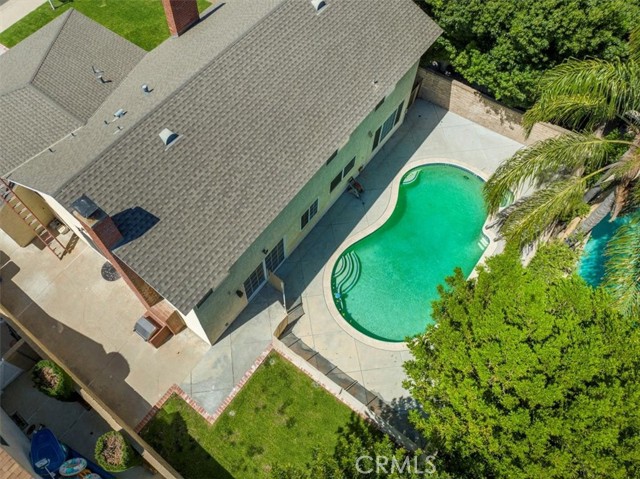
<box><xmin>0</xmin><ymin>0</ymin><xmax>440</xmax><ymax>348</ymax></box>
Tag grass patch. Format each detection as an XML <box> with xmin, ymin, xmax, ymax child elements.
<box><xmin>0</xmin><ymin>0</ymin><xmax>211</xmax><ymax>51</ymax></box>
<box><xmin>141</xmin><ymin>352</ymin><xmax>365</xmax><ymax>478</ymax></box>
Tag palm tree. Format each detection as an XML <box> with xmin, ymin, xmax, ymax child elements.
<box><xmin>483</xmin><ymin>26</ymin><xmax>640</xmax><ymax>314</ymax></box>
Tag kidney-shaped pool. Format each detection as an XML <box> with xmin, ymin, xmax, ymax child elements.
<box><xmin>330</xmin><ymin>163</ymin><xmax>489</xmax><ymax>342</ymax></box>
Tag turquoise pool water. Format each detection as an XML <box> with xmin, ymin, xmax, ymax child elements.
<box><xmin>331</xmin><ymin>164</ymin><xmax>488</xmax><ymax>342</ymax></box>
<box><xmin>579</xmin><ymin>214</ymin><xmax>631</xmax><ymax>286</ymax></box>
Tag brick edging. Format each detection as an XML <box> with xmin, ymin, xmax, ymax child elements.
<box><xmin>135</xmin><ymin>344</ymin><xmax>274</xmax><ymax>432</ymax></box>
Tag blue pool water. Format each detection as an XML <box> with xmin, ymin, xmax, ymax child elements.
<box><xmin>331</xmin><ymin>164</ymin><xmax>488</xmax><ymax>342</ymax></box>
<box><xmin>578</xmin><ymin>214</ymin><xmax>631</xmax><ymax>286</ymax></box>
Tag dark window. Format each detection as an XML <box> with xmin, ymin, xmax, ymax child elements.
<box><xmin>372</xmin><ymin>127</ymin><xmax>382</xmax><ymax>151</ymax></box>
<box><xmin>374</xmin><ymin>98</ymin><xmax>385</xmax><ymax>111</ymax></box>
<box><xmin>265</xmin><ymin>239</ymin><xmax>285</xmax><ymax>272</ymax></box>
<box><xmin>343</xmin><ymin>157</ymin><xmax>356</xmax><ymax>177</ymax></box>
<box><xmin>326</xmin><ymin>150</ymin><xmax>338</xmax><ymax>165</ymax></box>
<box><xmin>244</xmin><ymin>263</ymin><xmax>266</xmax><ymax>299</ymax></box>
<box><xmin>330</xmin><ymin>172</ymin><xmax>342</xmax><ymax>192</ymax></box>
<box><xmin>394</xmin><ymin>101</ymin><xmax>404</xmax><ymax>125</ymax></box>
<box><xmin>309</xmin><ymin>199</ymin><xmax>318</xmax><ymax>220</ymax></box>
<box><xmin>301</xmin><ymin>199</ymin><xmax>319</xmax><ymax>229</ymax></box>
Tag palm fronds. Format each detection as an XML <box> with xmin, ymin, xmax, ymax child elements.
<box><xmin>523</xmin><ymin>94</ymin><xmax>610</xmax><ymax>133</ymax></box>
<box><xmin>495</xmin><ymin>178</ymin><xmax>587</xmax><ymax>248</ymax></box>
<box><xmin>483</xmin><ymin>133</ymin><xmax>621</xmax><ymax>214</ymax></box>
<box><xmin>603</xmin><ymin>218</ymin><xmax>640</xmax><ymax>316</ymax></box>
<box><xmin>523</xmin><ymin>59</ymin><xmax>640</xmax><ymax>133</ymax></box>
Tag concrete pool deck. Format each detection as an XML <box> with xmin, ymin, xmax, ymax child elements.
<box><xmin>180</xmin><ymin>100</ymin><xmax>523</xmax><ymax>415</ymax></box>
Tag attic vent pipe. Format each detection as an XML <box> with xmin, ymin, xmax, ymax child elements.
<box><xmin>311</xmin><ymin>0</ymin><xmax>327</xmax><ymax>12</ymax></box>
<box><xmin>159</xmin><ymin>128</ymin><xmax>180</xmax><ymax>149</ymax></box>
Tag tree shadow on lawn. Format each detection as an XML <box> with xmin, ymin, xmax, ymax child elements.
<box><xmin>141</xmin><ymin>409</ymin><xmax>232</xmax><ymax>479</ymax></box>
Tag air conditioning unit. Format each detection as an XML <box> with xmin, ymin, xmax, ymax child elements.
<box><xmin>133</xmin><ymin>316</ymin><xmax>159</xmax><ymax>342</ymax></box>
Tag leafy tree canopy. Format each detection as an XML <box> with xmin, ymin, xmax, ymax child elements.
<box><xmin>404</xmin><ymin>243</ymin><xmax>640</xmax><ymax>478</ymax></box>
<box><xmin>421</xmin><ymin>0</ymin><xmax>639</xmax><ymax>108</ymax></box>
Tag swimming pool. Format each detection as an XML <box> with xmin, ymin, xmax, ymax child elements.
<box><xmin>330</xmin><ymin>163</ymin><xmax>489</xmax><ymax>342</ymax></box>
<box><xmin>579</xmin><ymin>214</ymin><xmax>631</xmax><ymax>286</ymax></box>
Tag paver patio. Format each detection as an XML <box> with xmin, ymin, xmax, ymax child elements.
<box><xmin>181</xmin><ymin>100</ymin><xmax>523</xmax><ymax>417</ymax></box>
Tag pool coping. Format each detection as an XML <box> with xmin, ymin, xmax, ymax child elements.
<box><xmin>322</xmin><ymin>157</ymin><xmax>501</xmax><ymax>352</ymax></box>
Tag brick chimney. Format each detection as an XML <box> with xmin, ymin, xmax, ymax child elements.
<box><xmin>162</xmin><ymin>0</ymin><xmax>200</xmax><ymax>37</ymax></box>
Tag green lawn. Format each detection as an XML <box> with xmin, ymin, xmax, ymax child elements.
<box><xmin>0</xmin><ymin>0</ymin><xmax>211</xmax><ymax>51</ymax></box>
<box><xmin>140</xmin><ymin>352</ymin><xmax>364</xmax><ymax>478</ymax></box>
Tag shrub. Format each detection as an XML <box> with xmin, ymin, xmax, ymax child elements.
<box><xmin>31</xmin><ymin>360</ymin><xmax>75</xmax><ymax>400</ymax></box>
<box><xmin>94</xmin><ymin>431</ymin><xmax>141</xmax><ymax>472</ymax></box>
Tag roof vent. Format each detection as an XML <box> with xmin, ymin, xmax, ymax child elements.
<box><xmin>159</xmin><ymin>128</ymin><xmax>180</xmax><ymax>149</ymax></box>
<box><xmin>311</xmin><ymin>0</ymin><xmax>327</xmax><ymax>13</ymax></box>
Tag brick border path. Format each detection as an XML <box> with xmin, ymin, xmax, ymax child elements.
<box><xmin>135</xmin><ymin>344</ymin><xmax>273</xmax><ymax>432</ymax></box>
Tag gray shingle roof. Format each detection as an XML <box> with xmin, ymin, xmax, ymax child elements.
<box><xmin>9</xmin><ymin>0</ymin><xmax>284</xmax><ymax>193</ymax></box>
<box><xmin>0</xmin><ymin>86</ymin><xmax>81</xmax><ymax>171</ymax></box>
<box><xmin>28</xmin><ymin>0</ymin><xmax>441</xmax><ymax>314</ymax></box>
<box><xmin>0</xmin><ymin>9</ymin><xmax>144</xmax><ymax>174</ymax></box>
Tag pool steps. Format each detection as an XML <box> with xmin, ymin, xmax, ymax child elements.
<box><xmin>333</xmin><ymin>251</ymin><xmax>361</xmax><ymax>301</ymax></box>
<box><xmin>401</xmin><ymin>169</ymin><xmax>420</xmax><ymax>185</ymax></box>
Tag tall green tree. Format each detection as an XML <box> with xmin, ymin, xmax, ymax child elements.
<box><xmin>404</xmin><ymin>244</ymin><xmax>640</xmax><ymax>479</ymax></box>
<box><xmin>483</xmin><ymin>26</ymin><xmax>640</xmax><ymax>314</ymax></box>
<box><xmin>420</xmin><ymin>0</ymin><xmax>639</xmax><ymax>108</ymax></box>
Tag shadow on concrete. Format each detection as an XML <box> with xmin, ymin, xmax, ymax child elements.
<box><xmin>140</xmin><ymin>409</ymin><xmax>232</xmax><ymax>479</ymax></box>
<box><xmin>112</xmin><ymin>207</ymin><xmax>160</xmax><ymax>248</ymax></box>
<box><xmin>283</xmin><ymin>102</ymin><xmax>444</xmax><ymax>302</ymax></box>
<box><xmin>214</xmin><ymin>102</ymin><xmax>444</xmax><ymax>344</ymax></box>
<box><xmin>376</xmin><ymin>395</ymin><xmax>425</xmax><ymax>447</ymax></box>
<box><xmin>0</xmin><ymin>258</ymin><xmax>151</xmax><ymax>429</ymax></box>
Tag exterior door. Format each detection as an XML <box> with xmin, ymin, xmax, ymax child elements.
<box><xmin>243</xmin><ymin>238</ymin><xmax>285</xmax><ymax>300</ymax></box>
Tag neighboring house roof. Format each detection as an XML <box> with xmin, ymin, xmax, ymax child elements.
<box><xmin>9</xmin><ymin>0</ymin><xmax>441</xmax><ymax>314</ymax></box>
<box><xmin>0</xmin><ymin>9</ymin><xmax>144</xmax><ymax>173</ymax></box>
<box><xmin>8</xmin><ymin>0</ymin><xmax>285</xmax><ymax>193</ymax></box>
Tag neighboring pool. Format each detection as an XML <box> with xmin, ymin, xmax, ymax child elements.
<box><xmin>578</xmin><ymin>214</ymin><xmax>631</xmax><ymax>286</ymax></box>
<box><xmin>330</xmin><ymin>164</ymin><xmax>488</xmax><ymax>342</ymax></box>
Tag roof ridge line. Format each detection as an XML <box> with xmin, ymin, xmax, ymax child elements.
<box><xmin>53</xmin><ymin>0</ymin><xmax>292</xmax><ymax>196</ymax></box>
<box><xmin>3</xmin><ymin>85</ymin><xmax>84</xmax><ymax>180</ymax></box>
<box><xmin>28</xmin><ymin>8</ymin><xmax>74</xmax><ymax>85</ymax></box>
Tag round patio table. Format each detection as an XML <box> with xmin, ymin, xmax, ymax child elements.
<box><xmin>58</xmin><ymin>457</ymin><xmax>87</xmax><ymax>476</ymax></box>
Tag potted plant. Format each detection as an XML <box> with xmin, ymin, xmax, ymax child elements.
<box><xmin>31</xmin><ymin>360</ymin><xmax>75</xmax><ymax>401</ymax></box>
<box><xmin>95</xmin><ymin>431</ymin><xmax>141</xmax><ymax>472</ymax></box>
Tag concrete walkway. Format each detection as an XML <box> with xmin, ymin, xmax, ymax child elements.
<box><xmin>181</xmin><ymin>100</ymin><xmax>523</xmax><ymax>416</ymax></box>
<box><xmin>0</xmin><ymin>235</ymin><xmax>210</xmax><ymax>429</ymax></box>
<box><xmin>0</xmin><ymin>0</ymin><xmax>46</xmax><ymax>33</ymax></box>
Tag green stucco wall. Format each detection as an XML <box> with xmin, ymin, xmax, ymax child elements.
<box><xmin>194</xmin><ymin>61</ymin><xmax>421</xmax><ymax>343</ymax></box>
